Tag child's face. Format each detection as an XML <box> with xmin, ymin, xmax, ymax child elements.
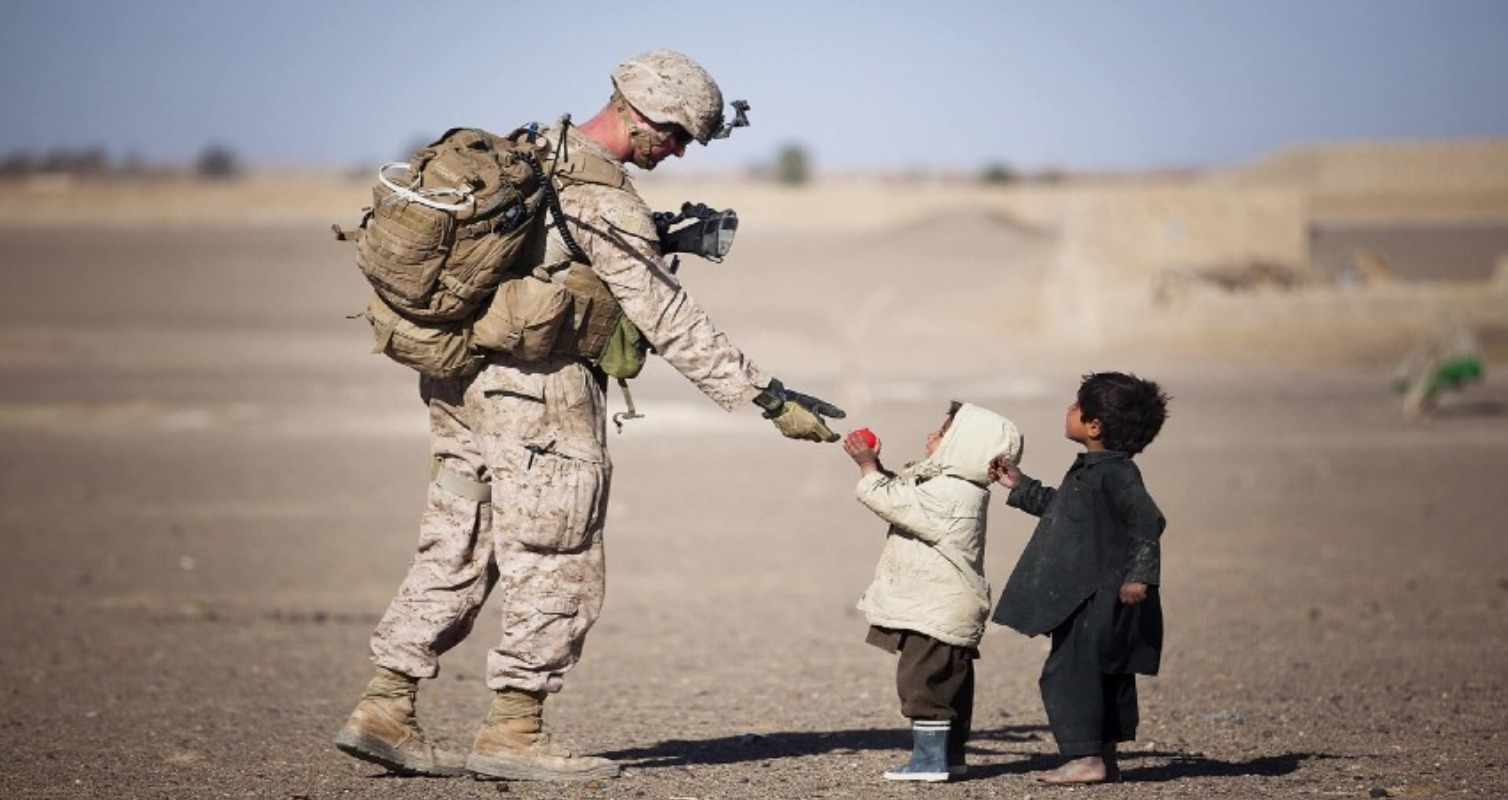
<box><xmin>925</xmin><ymin>414</ymin><xmax>953</xmax><ymax>457</ymax></box>
<box><xmin>1064</xmin><ymin>401</ymin><xmax>1102</xmax><ymax>449</ymax></box>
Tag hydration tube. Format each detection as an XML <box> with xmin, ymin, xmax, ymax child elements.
<box><xmin>376</xmin><ymin>162</ymin><xmax>475</xmax><ymax>213</ymax></box>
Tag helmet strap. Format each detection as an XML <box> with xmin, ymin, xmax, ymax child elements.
<box><xmin>612</xmin><ymin>90</ymin><xmax>670</xmax><ymax>169</ymax></box>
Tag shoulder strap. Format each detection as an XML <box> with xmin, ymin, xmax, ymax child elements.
<box><xmin>544</xmin><ymin>123</ymin><xmax>629</xmax><ymax>191</ymax></box>
<box><xmin>554</xmin><ymin>153</ymin><xmax>629</xmax><ymax>190</ymax></box>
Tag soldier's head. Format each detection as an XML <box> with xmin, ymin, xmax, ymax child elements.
<box><xmin>610</xmin><ymin>50</ymin><xmax>724</xmax><ymax>169</ymax></box>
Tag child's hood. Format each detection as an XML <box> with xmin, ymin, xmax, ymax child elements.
<box><xmin>927</xmin><ymin>403</ymin><xmax>1024</xmax><ymax>485</ymax></box>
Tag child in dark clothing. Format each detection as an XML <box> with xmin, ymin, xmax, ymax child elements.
<box><xmin>989</xmin><ymin>372</ymin><xmax>1170</xmax><ymax>785</ymax></box>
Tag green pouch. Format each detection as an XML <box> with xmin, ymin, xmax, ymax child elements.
<box><xmin>1429</xmin><ymin>357</ymin><xmax>1483</xmax><ymax>393</ymax></box>
<box><xmin>596</xmin><ymin>314</ymin><xmax>649</xmax><ymax>380</ymax></box>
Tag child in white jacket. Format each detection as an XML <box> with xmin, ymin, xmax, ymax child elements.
<box><xmin>842</xmin><ymin>401</ymin><xmax>1023</xmax><ymax>782</ymax></box>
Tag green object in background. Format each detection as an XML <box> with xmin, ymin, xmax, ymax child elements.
<box><xmin>1394</xmin><ymin>356</ymin><xmax>1484</xmax><ymax>395</ymax></box>
<box><xmin>1428</xmin><ymin>357</ymin><xmax>1484</xmax><ymax>393</ymax></box>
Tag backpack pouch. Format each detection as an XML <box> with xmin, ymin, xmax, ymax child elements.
<box><xmin>596</xmin><ymin>314</ymin><xmax>649</xmax><ymax>380</ymax></box>
<box><xmin>472</xmin><ymin>276</ymin><xmax>572</xmax><ymax>362</ymax></box>
<box><xmin>418</xmin><ymin>217</ymin><xmax>538</xmax><ymax>321</ymax></box>
<box><xmin>357</xmin><ymin>183</ymin><xmax>454</xmax><ymax>313</ymax></box>
<box><xmin>362</xmin><ymin>295</ymin><xmax>483</xmax><ymax>380</ymax></box>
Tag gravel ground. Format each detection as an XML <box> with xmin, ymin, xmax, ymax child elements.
<box><xmin>1</xmin><ymin>226</ymin><xmax>1504</xmax><ymax>800</ymax></box>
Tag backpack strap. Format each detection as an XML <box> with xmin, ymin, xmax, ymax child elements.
<box><xmin>554</xmin><ymin>153</ymin><xmax>629</xmax><ymax>190</ymax></box>
<box><xmin>541</xmin><ymin>122</ymin><xmax>630</xmax><ymax>191</ymax></box>
<box><xmin>539</xmin><ymin>129</ymin><xmax>629</xmax><ymax>266</ymax></box>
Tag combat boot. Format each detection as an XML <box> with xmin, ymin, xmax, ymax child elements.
<box><xmin>466</xmin><ymin>688</ymin><xmax>620</xmax><ymax>781</ymax></box>
<box><xmin>334</xmin><ymin>666</ymin><xmax>467</xmax><ymax>777</ymax></box>
<box><xmin>884</xmin><ymin>719</ymin><xmax>951</xmax><ymax>782</ymax></box>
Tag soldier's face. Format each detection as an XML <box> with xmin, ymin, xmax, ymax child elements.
<box><xmin>644</xmin><ymin>120</ymin><xmax>691</xmax><ymax>167</ymax></box>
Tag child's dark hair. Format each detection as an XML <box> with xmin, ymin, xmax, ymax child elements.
<box><xmin>1076</xmin><ymin>372</ymin><xmax>1170</xmax><ymax>455</ymax></box>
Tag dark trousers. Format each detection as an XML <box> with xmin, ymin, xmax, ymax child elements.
<box><xmin>868</xmin><ymin>627</ymin><xmax>976</xmax><ymax>762</ymax></box>
<box><xmin>1040</xmin><ymin>602</ymin><xmax>1139</xmax><ymax>757</ymax></box>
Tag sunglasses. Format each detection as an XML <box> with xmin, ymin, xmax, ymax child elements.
<box><xmin>652</xmin><ymin>120</ymin><xmax>693</xmax><ymax>148</ymax></box>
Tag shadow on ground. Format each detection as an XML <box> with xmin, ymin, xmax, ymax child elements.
<box><xmin>602</xmin><ymin>724</ymin><xmax>1046</xmax><ymax>768</ymax></box>
<box><xmin>605</xmin><ymin>727</ymin><xmax>1331</xmax><ymax>784</ymax></box>
<box><xmin>1431</xmin><ymin>398</ymin><xmax>1505</xmax><ymax>417</ymax></box>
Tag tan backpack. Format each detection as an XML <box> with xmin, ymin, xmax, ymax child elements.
<box><xmin>352</xmin><ymin>126</ymin><xmax>561</xmax><ymax>323</ymax></box>
<box><xmin>336</xmin><ymin>123</ymin><xmax>628</xmax><ymax>379</ymax></box>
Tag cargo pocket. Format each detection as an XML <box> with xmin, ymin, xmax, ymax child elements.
<box><xmin>475</xmin><ymin>366</ymin><xmax>549</xmax><ymax>443</ymax></box>
<box><xmin>496</xmin><ymin>592</ymin><xmax>582</xmax><ymax>676</ymax></box>
<box><xmin>504</xmin><ymin>449</ymin><xmax>606</xmax><ymax>553</ymax></box>
<box><xmin>531</xmin><ymin>595</ymin><xmax>578</xmax><ymax>617</ymax></box>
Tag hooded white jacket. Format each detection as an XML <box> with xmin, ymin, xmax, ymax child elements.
<box><xmin>855</xmin><ymin>404</ymin><xmax>1023</xmax><ymax>647</ymax></box>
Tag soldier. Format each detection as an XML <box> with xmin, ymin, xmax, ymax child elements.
<box><xmin>333</xmin><ymin>50</ymin><xmax>844</xmax><ymax>782</ymax></box>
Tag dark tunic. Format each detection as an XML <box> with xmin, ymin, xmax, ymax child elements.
<box><xmin>992</xmin><ymin>450</ymin><xmax>1165</xmax><ymax>675</ymax></box>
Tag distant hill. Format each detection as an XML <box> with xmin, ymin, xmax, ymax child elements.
<box><xmin>1212</xmin><ymin>138</ymin><xmax>1508</xmax><ymax>193</ymax></box>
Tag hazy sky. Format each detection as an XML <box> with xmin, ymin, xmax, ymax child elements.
<box><xmin>2</xmin><ymin>1</ymin><xmax>1506</xmax><ymax>173</ymax></box>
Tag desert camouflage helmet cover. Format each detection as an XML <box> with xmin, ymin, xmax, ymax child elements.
<box><xmin>611</xmin><ymin>50</ymin><xmax>724</xmax><ymax>145</ymax></box>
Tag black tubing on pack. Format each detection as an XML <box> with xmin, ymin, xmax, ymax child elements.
<box><xmin>520</xmin><ymin>150</ymin><xmax>589</xmax><ymax>265</ymax></box>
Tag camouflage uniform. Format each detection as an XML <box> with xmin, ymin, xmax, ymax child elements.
<box><xmin>369</xmin><ymin>125</ymin><xmax>768</xmax><ymax>692</ymax></box>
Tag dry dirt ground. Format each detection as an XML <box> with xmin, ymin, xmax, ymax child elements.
<box><xmin>1</xmin><ymin>212</ymin><xmax>1505</xmax><ymax>800</ymax></box>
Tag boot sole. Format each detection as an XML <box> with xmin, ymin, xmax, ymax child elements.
<box><xmin>334</xmin><ymin>728</ymin><xmax>466</xmax><ymax>777</ymax></box>
<box><xmin>466</xmin><ymin>753</ymin><xmax>621</xmax><ymax>781</ymax></box>
<box><xmin>884</xmin><ymin>770</ymin><xmax>950</xmax><ymax>782</ymax></box>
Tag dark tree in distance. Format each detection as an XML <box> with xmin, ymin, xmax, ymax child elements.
<box><xmin>197</xmin><ymin>144</ymin><xmax>241</xmax><ymax>180</ymax></box>
<box><xmin>773</xmin><ymin>142</ymin><xmax>811</xmax><ymax>186</ymax></box>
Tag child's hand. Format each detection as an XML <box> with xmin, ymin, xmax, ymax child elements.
<box><xmin>1119</xmin><ymin>582</ymin><xmax>1148</xmax><ymax>604</ymax></box>
<box><xmin>988</xmin><ymin>454</ymin><xmax>1022</xmax><ymax>488</ymax></box>
<box><xmin>842</xmin><ymin>429</ymin><xmax>881</xmax><ymax>471</ymax></box>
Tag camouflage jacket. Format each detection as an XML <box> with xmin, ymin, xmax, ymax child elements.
<box><xmin>540</xmin><ymin>124</ymin><xmax>767</xmax><ymax>411</ymax></box>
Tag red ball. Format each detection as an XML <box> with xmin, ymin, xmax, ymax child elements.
<box><xmin>853</xmin><ymin>428</ymin><xmax>878</xmax><ymax>448</ymax></box>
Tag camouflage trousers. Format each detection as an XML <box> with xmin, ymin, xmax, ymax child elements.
<box><xmin>370</xmin><ymin>354</ymin><xmax>611</xmax><ymax>694</ymax></box>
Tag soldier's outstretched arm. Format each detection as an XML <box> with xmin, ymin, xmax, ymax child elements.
<box><xmin>564</xmin><ymin>186</ymin><xmax>768</xmax><ymax>411</ymax></box>
<box><xmin>560</xmin><ymin>184</ymin><xmax>845</xmax><ymax>437</ymax></box>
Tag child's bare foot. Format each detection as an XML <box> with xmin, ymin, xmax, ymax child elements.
<box><xmin>1036</xmin><ymin>755</ymin><xmax>1111</xmax><ymax>784</ymax></box>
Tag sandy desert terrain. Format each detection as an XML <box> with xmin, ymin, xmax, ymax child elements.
<box><xmin>2</xmin><ymin>143</ymin><xmax>1506</xmax><ymax>799</ymax></box>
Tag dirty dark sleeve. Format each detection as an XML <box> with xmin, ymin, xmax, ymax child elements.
<box><xmin>1006</xmin><ymin>476</ymin><xmax>1054</xmax><ymax>517</ymax></box>
<box><xmin>1108</xmin><ymin>465</ymin><xmax>1165</xmax><ymax>585</ymax></box>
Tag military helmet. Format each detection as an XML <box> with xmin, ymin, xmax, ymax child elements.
<box><xmin>611</xmin><ymin>50</ymin><xmax>724</xmax><ymax>145</ymax></box>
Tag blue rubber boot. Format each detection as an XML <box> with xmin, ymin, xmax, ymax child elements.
<box><xmin>884</xmin><ymin>720</ymin><xmax>950</xmax><ymax>782</ymax></box>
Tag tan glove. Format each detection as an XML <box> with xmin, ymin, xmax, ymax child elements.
<box><xmin>769</xmin><ymin>401</ymin><xmax>841</xmax><ymax>443</ymax></box>
<box><xmin>753</xmin><ymin>379</ymin><xmax>845</xmax><ymax>443</ymax></box>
